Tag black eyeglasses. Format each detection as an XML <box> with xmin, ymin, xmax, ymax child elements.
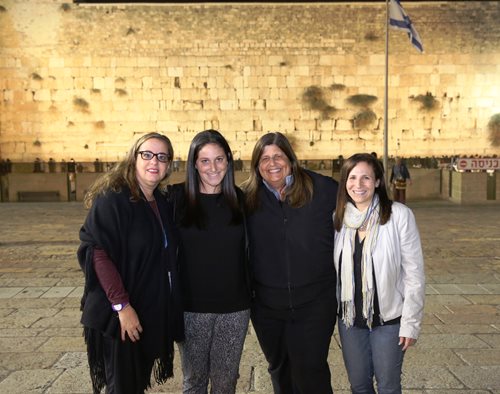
<box><xmin>137</xmin><ymin>150</ymin><xmax>170</xmax><ymax>163</ymax></box>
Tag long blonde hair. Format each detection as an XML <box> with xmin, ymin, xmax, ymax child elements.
<box><xmin>242</xmin><ymin>132</ymin><xmax>313</xmax><ymax>213</ymax></box>
<box><xmin>83</xmin><ymin>132</ymin><xmax>173</xmax><ymax>208</ymax></box>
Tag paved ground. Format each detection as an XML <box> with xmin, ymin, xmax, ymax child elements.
<box><xmin>0</xmin><ymin>200</ymin><xmax>499</xmax><ymax>393</ymax></box>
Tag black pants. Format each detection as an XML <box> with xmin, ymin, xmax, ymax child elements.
<box><xmin>102</xmin><ymin>335</ymin><xmax>154</xmax><ymax>394</ymax></box>
<box><xmin>251</xmin><ymin>295</ymin><xmax>337</xmax><ymax>394</ymax></box>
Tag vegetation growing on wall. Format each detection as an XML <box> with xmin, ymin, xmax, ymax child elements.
<box><xmin>488</xmin><ymin>113</ymin><xmax>500</xmax><ymax>146</ymax></box>
<box><xmin>330</xmin><ymin>83</ymin><xmax>346</xmax><ymax>91</ymax></box>
<box><xmin>347</xmin><ymin>94</ymin><xmax>378</xmax><ymax>130</ymax></box>
<box><xmin>73</xmin><ymin>97</ymin><xmax>89</xmax><ymax>112</ymax></box>
<box><xmin>301</xmin><ymin>86</ymin><xmax>336</xmax><ymax>119</ymax></box>
<box><xmin>353</xmin><ymin>109</ymin><xmax>377</xmax><ymax>130</ymax></box>
<box><xmin>94</xmin><ymin>121</ymin><xmax>105</xmax><ymax>129</ymax></box>
<box><xmin>364</xmin><ymin>31</ymin><xmax>378</xmax><ymax>41</ymax></box>
<box><xmin>347</xmin><ymin>94</ymin><xmax>377</xmax><ymax>108</ymax></box>
<box><xmin>410</xmin><ymin>92</ymin><xmax>439</xmax><ymax>112</ymax></box>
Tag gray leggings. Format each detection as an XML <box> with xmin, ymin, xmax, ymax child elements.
<box><xmin>178</xmin><ymin>310</ymin><xmax>250</xmax><ymax>394</ymax></box>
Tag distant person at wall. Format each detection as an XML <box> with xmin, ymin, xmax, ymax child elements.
<box><xmin>67</xmin><ymin>158</ymin><xmax>76</xmax><ymax>174</ymax></box>
<box><xmin>242</xmin><ymin>132</ymin><xmax>338</xmax><ymax>394</ymax></box>
<box><xmin>333</xmin><ymin>153</ymin><xmax>425</xmax><ymax>394</ymax></box>
<box><xmin>168</xmin><ymin>129</ymin><xmax>250</xmax><ymax>394</ymax></box>
<box><xmin>390</xmin><ymin>157</ymin><xmax>412</xmax><ymax>204</ymax></box>
<box><xmin>370</xmin><ymin>151</ymin><xmax>384</xmax><ymax>173</ymax></box>
<box><xmin>34</xmin><ymin>157</ymin><xmax>42</xmax><ymax>173</ymax></box>
<box><xmin>234</xmin><ymin>157</ymin><xmax>243</xmax><ymax>171</ymax></box>
<box><xmin>77</xmin><ymin>132</ymin><xmax>183</xmax><ymax>394</ymax></box>
<box><xmin>93</xmin><ymin>158</ymin><xmax>103</xmax><ymax>173</ymax></box>
<box><xmin>173</xmin><ymin>157</ymin><xmax>181</xmax><ymax>172</ymax></box>
<box><xmin>48</xmin><ymin>158</ymin><xmax>56</xmax><ymax>173</ymax></box>
<box><xmin>0</xmin><ymin>159</ymin><xmax>7</xmax><ymax>175</ymax></box>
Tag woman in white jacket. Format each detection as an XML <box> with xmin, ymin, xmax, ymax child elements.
<box><xmin>333</xmin><ymin>153</ymin><xmax>425</xmax><ymax>394</ymax></box>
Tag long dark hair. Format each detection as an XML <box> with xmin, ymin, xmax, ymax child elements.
<box><xmin>241</xmin><ymin>132</ymin><xmax>313</xmax><ymax>213</ymax></box>
<box><xmin>183</xmin><ymin>129</ymin><xmax>242</xmax><ymax>228</ymax></box>
<box><xmin>333</xmin><ymin>153</ymin><xmax>392</xmax><ymax>231</ymax></box>
<box><xmin>84</xmin><ymin>132</ymin><xmax>173</xmax><ymax>208</ymax></box>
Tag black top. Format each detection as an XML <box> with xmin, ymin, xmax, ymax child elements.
<box><xmin>340</xmin><ymin>231</ymin><xmax>400</xmax><ymax>328</ymax></box>
<box><xmin>170</xmin><ymin>184</ymin><xmax>251</xmax><ymax>313</ymax></box>
<box><xmin>247</xmin><ymin>170</ymin><xmax>338</xmax><ymax>309</ymax></box>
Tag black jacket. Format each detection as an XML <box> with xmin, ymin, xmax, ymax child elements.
<box><xmin>78</xmin><ymin>187</ymin><xmax>183</xmax><ymax>393</ymax></box>
<box><xmin>247</xmin><ymin>170</ymin><xmax>338</xmax><ymax>309</ymax></box>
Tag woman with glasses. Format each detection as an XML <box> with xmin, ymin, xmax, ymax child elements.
<box><xmin>242</xmin><ymin>132</ymin><xmax>338</xmax><ymax>394</ymax></box>
<box><xmin>167</xmin><ymin>129</ymin><xmax>250</xmax><ymax>394</ymax></box>
<box><xmin>333</xmin><ymin>153</ymin><xmax>425</xmax><ymax>393</ymax></box>
<box><xmin>78</xmin><ymin>132</ymin><xmax>184</xmax><ymax>394</ymax></box>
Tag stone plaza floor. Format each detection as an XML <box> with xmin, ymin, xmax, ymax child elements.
<box><xmin>0</xmin><ymin>200</ymin><xmax>499</xmax><ymax>393</ymax></box>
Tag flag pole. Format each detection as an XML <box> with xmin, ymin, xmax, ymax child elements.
<box><xmin>383</xmin><ymin>0</ymin><xmax>389</xmax><ymax>175</ymax></box>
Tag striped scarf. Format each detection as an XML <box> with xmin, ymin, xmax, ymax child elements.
<box><xmin>339</xmin><ymin>194</ymin><xmax>380</xmax><ymax>329</ymax></box>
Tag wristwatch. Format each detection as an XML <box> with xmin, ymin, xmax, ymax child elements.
<box><xmin>111</xmin><ymin>303</ymin><xmax>128</xmax><ymax>312</ymax></box>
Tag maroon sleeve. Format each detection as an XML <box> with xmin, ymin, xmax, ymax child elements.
<box><xmin>93</xmin><ymin>247</ymin><xmax>129</xmax><ymax>305</ymax></box>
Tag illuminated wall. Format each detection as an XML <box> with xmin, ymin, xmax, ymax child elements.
<box><xmin>1</xmin><ymin>0</ymin><xmax>499</xmax><ymax>162</ymax></box>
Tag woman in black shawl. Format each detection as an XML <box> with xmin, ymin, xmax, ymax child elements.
<box><xmin>78</xmin><ymin>132</ymin><xmax>183</xmax><ymax>394</ymax></box>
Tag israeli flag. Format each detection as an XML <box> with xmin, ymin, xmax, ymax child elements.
<box><xmin>389</xmin><ymin>0</ymin><xmax>424</xmax><ymax>53</ymax></box>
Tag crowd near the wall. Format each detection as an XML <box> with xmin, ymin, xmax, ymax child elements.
<box><xmin>0</xmin><ymin>154</ymin><xmax>479</xmax><ymax>176</ymax></box>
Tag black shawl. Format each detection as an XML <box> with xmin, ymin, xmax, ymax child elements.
<box><xmin>77</xmin><ymin>187</ymin><xmax>183</xmax><ymax>393</ymax></box>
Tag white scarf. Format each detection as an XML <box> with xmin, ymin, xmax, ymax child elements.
<box><xmin>339</xmin><ymin>194</ymin><xmax>380</xmax><ymax>329</ymax></box>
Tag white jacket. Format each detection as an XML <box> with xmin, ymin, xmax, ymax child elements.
<box><xmin>334</xmin><ymin>202</ymin><xmax>425</xmax><ymax>339</ymax></box>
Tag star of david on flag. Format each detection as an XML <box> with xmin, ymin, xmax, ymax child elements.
<box><xmin>389</xmin><ymin>0</ymin><xmax>424</xmax><ymax>53</ymax></box>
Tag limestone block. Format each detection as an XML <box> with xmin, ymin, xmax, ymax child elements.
<box><xmin>3</xmin><ymin>90</ymin><xmax>13</xmax><ymax>102</ymax></box>
<box><xmin>368</xmin><ymin>54</ymin><xmax>385</xmax><ymax>66</ymax></box>
<box><xmin>167</xmin><ymin>67</ymin><xmax>183</xmax><ymax>77</ymax></box>
<box><xmin>145</xmin><ymin>88</ymin><xmax>160</xmax><ymax>101</ymax></box>
<box><xmin>237</xmin><ymin>100</ymin><xmax>253</xmax><ymax>111</ymax></box>
<box><xmin>319</xmin><ymin>55</ymin><xmax>334</xmax><ymax>66</ymax></box>
<box><xmin>218</xmin><ymin>88</ymin><xmax>237</xmax><ymax>100</ymax></box>
<box><xmin>262</xmin><ymin>118</ymin><xmax>293</xmax><ymax>133</ymax></box>
<box><xmin>183</xmin><ymin>100</ymin><xmax>204</xmax><ymax>111</ymax></box>
<box><xmin>195</xmin><ymin>100</ymin><xmax>215</xmax><ymax>111</ymax></box>
<box><xmin>48</xmin><ymin>58</ymin><xmax>65</xmax><ymax>68</ymax></box>
<box><xmin>266</xmin><ymin>100</ymin><xmax>287</xmax><ymax>111</ymax></box>
<box><xmin>92</xmin><ymin>77</ymin><xmax>106</xmax><ymax>90</ymax></box>
<box><xmin>138</xmin><ymin>57</ymin><xmax>160</xmax><ymax>68</ymax></box>
<box><xmin>336</xmin><ymin>119</ymin><xmax>353</xmax><ymax>131</ymax></box>
<box><xmin>439</xmin><ymin>74</ymin><xmax>457</xmax><ymax>87</ymax></box>
<box><xmin>318</xmin><ymin>119</ymin><xmax>335</xmax><ymax>132</ymax></box>
<box><xmin>242</xmin><ymin>131</ymin><xmax>264</xmax><ymax>142</ymax></box>
<box><xmin>219</xmin><ymin>113</ymin><xmax>250</xmax><ymax>131</ymax></box>
<box><xmin>268</xmin><ymin>55</ymin><xmax>285</xmax><ymax>65</ymax></box>
<box><xmin>33</xmin><ymin>89</ymin><xmax>51</xmax><ymax>102</ymax></box>
<box><xmin>157</xmin><ymin>120</ymin><xmax>179</xmax><ymax>132</ymax></box>
<box><xmin>358</xmin><ymin>130</ymin><xmax>378</xmax><ymax>141</ymax></box>
<box><xmin>252</xmin><ymin>99</ymin><xmax>267</xmax><ymax>111</ymax></box>
<box><xmin>294</xmin><ymin>119</ymin><xmax>317</xmax><ymax>132</ymax></box>
<box><xmin>290</xmin><ymin>66</ymin><xmax>309</xmax><ymax>76</ymax></box>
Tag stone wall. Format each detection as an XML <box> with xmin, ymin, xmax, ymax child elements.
<box><xmin>1</xmin><ymin>0</ymin><xmax>499</xmax><ymax>163</ymax></box>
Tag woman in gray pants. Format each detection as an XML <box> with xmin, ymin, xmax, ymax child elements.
<box><xmin>168</xmin><ymin>129</ymin><xmax>251</xmax><ymax>394</ymax></box>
